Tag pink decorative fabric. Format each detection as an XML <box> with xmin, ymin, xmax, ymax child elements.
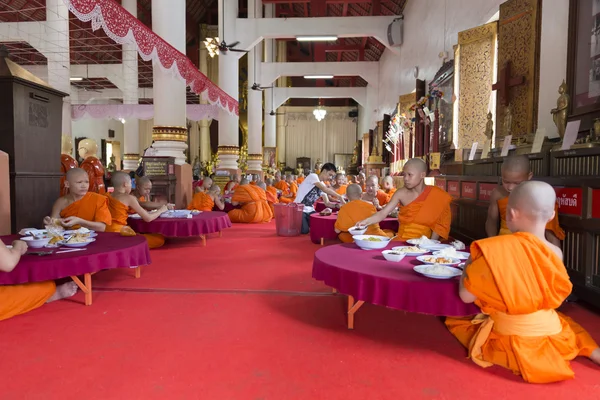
<box><xmin>127</xmin><ymin>212</ymin><xmax>232</xmax><ymax>237</ymax></box>
<box><xmin>312</xmin><ymin>243</ymin><xmax>480</xmax><ymax>317</ymax></box>
<box><xmin>309</xmin><ymin>213</ymin><xmax>399</xmax><ymax>244</ymax></box>
<box><xmin>71</xmin><ymin>104</ymin><xmax>220</xmax><ymax>122</ymax></box>
<box><xmin>63</xmin><ymin>0</ymin><xmax>238</xmax><ymax>115</ymax></box>
<box><xmin>0</xmin><ymin>233</ymin><xmax>151</xmax><ymax>285</ymax></box>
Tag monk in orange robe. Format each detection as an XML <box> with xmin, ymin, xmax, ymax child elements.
<box><xmin>105</xmin><ymin>172</ymin><xmax>168</xmax><ymax>248</ymax></box>
<box><xmin>335</xmin><ymin>184</ymin><xmax>393</xmax><ymax>242</ymax></box>
<box><xmin>297</xmin><ymin>173</ymin><xmax>305</xmax><ymax>185</ymax></box>
<box><xmin>132</xmin><ymin>176</ymin><xmax>172</xmax><ymax>211</ymax></box>
<box><xmin>357</xmin><ymin>172</ymin><xmax>366</xmax><ymax>191</ymax></box>
<box><xmin>44</xmin><ymin>168</ymin><xmax>112</xmax><ymax>231</ymax></box>
<box><xmin>0</xmin><ymin>240</ymin><xmax>78</xmax><ymax>321</ymax></box>
<box><xmin>278</xmin><ymin>176</ymin><xmax>295</xmax><ymax>204</ymax></box>
<box><xmin>60</xmin><ymin>153</ymin><xmax>79</xmax><ymax>196</ymax></box>
<box><xmin>486</xmin><ymin>155</ymin><xmax>564</xmax><ymax>246</ymax></box>
<box><xmin>357</xmin><ymin>158</ymin><xmax>452</xmax><ymax>241</ymax></box>
<box><xmin>332</xmin><ymin>173</ymin><xmax>347</xmax><ymax>195</ymax></box>
<box><xmin>258</xmin><ymin>182</ymin><xmax>279</xmax><ymax>214</ymax></box>
<box><xmin>446</xmin><ymin>181</ymin><xmax>599</xmax><ymax>383</ymax></box>
<box><xmin>187</xmin><ymin>178</ymin><xmax>224</xmax><ymax>211</ymax></box>
<box><xmin>361</xmin><ymin>176</ymin><xmax>386</xmax><ymax>211</ymax></box>
<box><xmin>228</xmin><ymin>179</ymin><xmax>273</xmax><ymax>223</ymax></box>
<box><xmin>224</xmin><ymin>174</ymin><xmax>240</xmax><ymax>194</ymax></box>
<box><xmin>381</xmin><ymin>175</ymin><xmax>397</xmax><ymax>205</ymax></box>
<box><xmin>265</xmin><ymin>178</ymin><xmax>279</xmax><ymax>199</ymax></box>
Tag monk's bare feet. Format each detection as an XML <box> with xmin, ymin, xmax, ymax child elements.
<box><xmin>46</xmin><ymin>282</ymin><xmax>78</xmax><ymax>303</ymax></box>
<box><xmin>590</xmin><ymin>349</ymin><xmax>600</xmax><ymax>366</ymax></box>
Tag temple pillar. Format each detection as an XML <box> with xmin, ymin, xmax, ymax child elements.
<box><xmin>263</xmin><ymin>5</ymin><xmax>276</xmax><ymax>155</ymax></box>
<box><xmin>217</xmin><ymin>0</ymin><xmax>240</xmax><ymax>172</ymax></box>
<box><xmin>276</xmin><ymin>112</ymin><xmax>286</xmax><ymax>166</ymax></box>
<box><xmin>199</xmin><ymin>27</ymin><xmax>211</xmax><ymax>163</ymax></box>
<box><xmin>122</xmin><ymin>0</ymin><xmax>140</xmax><ymax>171</ymax></box>
<box><xmin>247</xmin><ymin>0</ymin><xmax>263</xmax><ymax>174</ymax></box>
<box><xmin>151</xmin><ymin>0</ymin><xmax>188</xmax><ymax>165</ymax></box>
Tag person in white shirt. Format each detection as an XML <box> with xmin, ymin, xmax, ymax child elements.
<box><xmin>295</xmin><ymin>162</ymin><xmax>346</xmax><ymax>234</ymax></box>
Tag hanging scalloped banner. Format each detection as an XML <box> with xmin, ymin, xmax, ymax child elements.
<box><xmin>63</xmin><ymin>0</ymin><xmax>239</xmax><ymax>116</ymax></box>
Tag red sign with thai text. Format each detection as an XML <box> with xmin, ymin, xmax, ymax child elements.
<box><xmin>461</xmin><ymin>182</ymin><xmax>477</xmax><ymax>199</ymax></box>
<box><xmin>554</xmin><ymin>187</ymin><xmax>583</xmax><ymax>216</ymax></box>
<box><xmin>447</xmin><ymin>181</ymin><xmax>460</xmax><ymax>198</ymax></box>
<box><xmin>479</xmin><ymin>183</ymin><xmax>497</xmax><ymax>201</ymax></box>
<box><xmin>435</xmin><ymin>178</ymin><xmax>446</xmax><ymax>191</ymax></box>
<box><xmin>592</xmin><ymin>189</ymin><xmax>600</xmax><ymax>219</ymax></box>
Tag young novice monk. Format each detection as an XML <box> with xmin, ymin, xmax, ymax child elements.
<box><xmin>446</xmin><ymin>181</ymin><xmax>599</xmax><ymax>383</ymax></box>
<box><xmin>486</xmin><ymin>155</ymin><xmax>564</xmax><ymax>246</ymax></box>
<box><xmin>132</xmin><ymin>176</ymin><xmax>171</xmax><ymax>211</ymax></box>
<box><xmin>106</xmin><ymin>172</ymin><xmax>168</xmax><ymax>249</ymax></box>
<box><xmin>44</xmin><ymin>168</ymin><xmax>111</xmax><ymax>231</ymax></box>
<box><xmin>335</xmin><ymin>184</ymin><xmax>393</xmax><ymax>243</ymax></box>
<box><xmin>332</xmin><ymin>173</ymin><xmax>347</xmax><ymax>195</ymax></box>
<box><xmin>187</xmin><ymin>180</ymin><xmax>225</xmax><ymax>211</ymax></box>
<box><xmin>381</xmin><ymin>175</ymin><xmax>397</xmax><ymax>205</ymax></box>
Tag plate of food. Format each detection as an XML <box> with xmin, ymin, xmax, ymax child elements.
<box><xmin>413</xmin><ymin>264</ymin><xmax>462</xmax><ymax>279</ymax></box>
<box><xmin>433</xmin><ymin>248</ymin><xmax>470</xmax><ymax>260</ymax></box>
<box><xmin>416</xmin><ymin>255</ymin><xmax>462</xmax><ymax>266</ymax></box>
<box><xmin>190</xmin><ymin>210</ymin><xmax>202</xmax><ymax>215</ymax></box>
<box><xmin>381</xmin><ymin>250</ymin><xmax>406</xmax><ymax>262</ymax></box>
<box><xmin>406</xmin><ymin>236</ymin><xmax>440</xmax><ymax>246</ymax></box>
<box><xmin>64</xmin><ymin>228</ymin><xmax>97</xmax><ymax>238</ymax></box>
<box><xmin>62</xmin><ymin>234</ymin><xmax>96</xmax><ymax>248</ymax></box>
<box><xmin>419</xmin><ymin>243</ymin><xmax>453</xmax><ymax>251</ymax></box>
<box><xmin>348</xmin><ymin>226</ymin><xmax>367</xmax><ymax>236</ymax></box>
<box><xmin>319</xmin><ymin>208</ymin><xmax>333</xmax><ymax>216</ymax></box>
<box><xmin>391</xmin><ymin>246</ymin><xmax>429</xmax><ymax>256</ymax></box>
<box><xmin>352</xmin><ymin>235</ymin><xmax>391</xmax><ymax>250</ymax></box>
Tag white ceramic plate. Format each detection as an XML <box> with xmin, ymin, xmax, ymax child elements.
<box><xmin>407</xmin><ymin>238</ymin><xmax>440</xmax><ymax>246</ymax></box>
<box><xmin>416</xmin><ymin>255</ymin><xmax>462</xmax><ymax>266</ymax></box>
<box><xmin>413</xmin><ymin>265</ymin><xmax>462</xmax><ymax>279</ymax></box>
<box><xmin>391</xmin><ymin>246</ymin><xmax>429</xmax><ymax>256</ymax></box>
<box><xmin>353</xmin><ymin>235</ymin><xmax>391</xmax><ymax>250</ymax></box>
<box><xmin>419</xmin><ymin>243</ymin><xmax>453</xmax><ymax>251</ymax></box>
<box><xmin>433</xmin><ymin>250</ymin><xmax>470</xmax><ymax>260</ymax></box>
<box><xmin>62</xmin><ymin>238</ymin><xmax>96</xmax><ymax>248</ymax></box>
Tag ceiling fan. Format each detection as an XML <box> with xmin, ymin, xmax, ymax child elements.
<box><xmin>217</xmin><ymin>40</ymin><xmax>248</xmax><ymax>54</ymax></box>
<box><xmin>251</xmin><ymin>83</ymin><xmax>273</xmax><ymax>91</ymax></box>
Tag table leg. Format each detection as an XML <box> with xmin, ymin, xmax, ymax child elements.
<box><xmin>219</xmin><ymin>231</ymin><xmax>222</xmax><ymax>238</ymax></box>
<box><xmin>347</xmin><ymin>295</ymin><xmax>365</xmax><ymax>330</ymax></box>
<box><xmin>200</xmin><ymin>235</ymin><xmax>206</xmax><ymax>246</ymax></box>
<box><xmin>332</xmin><ymin>288</ymin><xmax>337</xmax><ymax>294</ymax></box>
<box><xmin>320</xmin><ymin>238</ymin><xmax>324</xmax><ymax>246</ymax></box>
<box><xmin>134</xmin><ymin>266</ymin><xmax>141</xmax><ymax>279</ymax></box>
<box><xmin>70</xmin><ymin>273</ymin><xmax>93</xmax><ymax>306</ymax></box>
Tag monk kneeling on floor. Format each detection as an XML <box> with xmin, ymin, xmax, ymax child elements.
<box><xmin>0</xmin><ymin>240</ymin><xmax>78</xmax><ymax>321</ymax></box>
<box><xmin>446</xmin><ymin>181</ymin><xmax>599</xmax><ymax>383</ymax></box>
<box><xmin>228</xmin><ymin>179</ymin><xmax>273</xmax><ymax>223</ymax></box>
<box><xmin>187</xmin><ymin>177</ymin><xmax>224</xmax><ymax>211</ymax></box>
<box><xmin>335</xmin><ymin>184</ymin><xmax>393</xmax><ymax>243</ymax></box>
<box><xmin>106</xmin><ymin>172</ymin><xmax>168</xmax><ymax>249</ymax></box>
<box><xmin>44</xmin><ymin>168</ymin><xmax>112</xmax><ymax>231</ymax></box>
<box><xmin>356</xmin><ymin>158</ymin><xmax>452</xmax><ymax>241</ymax></box>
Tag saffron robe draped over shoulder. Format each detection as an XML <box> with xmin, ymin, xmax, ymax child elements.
<box><xmin>186</xmin><ymin>192</ymin><xmax>215</xmax><ymax>212</ymax></box>
<box><xmin>445</xmin><ymin>233</ymin><xmax>598</xmax><ymax>383</ymax></box>
<box><xmin>265</xmin><ymin>189</ymin><xmax>279</xmax><ymax>215</ymax></box>
<box><xmin>334</xmin><ymin>185</ymin><xmax>347</xmax><ymax>195</ymax></box>
<box><xmin>105</xmin><ymin>194</ymin><xmax>165</xmax><ymax>249</ymax></box>
<box><xmin>376</xmin><ymin>190</ymin><xmax>389</xmax><ymax>206</ymax></box>
<box><xmin>396</xmin><ymin>186</ymin><xmax>452</xmax><ymax>240</ymax></box>
<box><xmin>228</xmin><ymin>185</ymin><xmax>273</xmax><ymax>223</ymax></box>
<box><xmin>384</xmin><ymin>188</ymin><xmax>397</xmax><ymax>204</ymax></box>
<box><xmin>335</xmin><ymin>200</ymin><xmax>393</xmax><ymax>243</ymax></box>
<box><xmin>0</xmin><ymin>281</ymin><xmax>56</xmax><ymax>321</ymax></box>
<box><xmin>497</xmin><ymin>196</ymin><xmax>565</xmax><ymax>240</ymax></box>
<box><xmin>60</xmin><ymin>192</ymin><xmax>112</xmax><ymax>229</ymax></box>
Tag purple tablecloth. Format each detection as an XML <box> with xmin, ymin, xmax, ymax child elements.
<box><xmin>314</xmin><ymin>199</ymin><xmax>341</xmax><ymax>213</ymax></box>
<box><xmin>309</xmin><ymin>213</ymin><xmax>399</xmax><ymax>244</ymax></box>
<box><xmin>0</xmin><ymin>233</ymin><xmax>151</xmax><ymax>285</ymax></box>
<box><xmin>127</xmin><ymin>212</ymin><xmax>232</xmax><ymax>237</ymax></box>
<box><xmin>312</xmin><ymin>243</ymin><xmax>479</xmax><ymax>317</ymax></box>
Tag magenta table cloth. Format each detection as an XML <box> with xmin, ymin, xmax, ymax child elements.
<box><xmin>312</xmin><ymin>243</ymin><xmax>479</xmax><ymax>317</ymax></box>
<box><xmin>128</xmin><ymin>211</ymin><xmax>232</xmax><ymax>237</ymax></box>
<box><xmin>0</xmin><ymin>233</ymin><xmax>151</xmax><ymax>285</ymax></box>
<box><xmin>309</xmin><ymin>213</ymin><xmax>400</xmax><ymax>244</ymax></box>
<box><xmin>314</xmin><ymin>199</ymin><xmax>342</xmax><ymax>213</ymax></box>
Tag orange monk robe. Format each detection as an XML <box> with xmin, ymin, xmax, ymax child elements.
<box><xmin>224</xmin><ymin>182</ymin><xmax>238</xmax><ymax>193</ymax></box>
<box><xmin>278</xmin><ymin>181</ymin><xmax>295</xmax><ymax>204</ymax></box>
<box><xmin>60</xmin><ymin>154</ymin><xmax>78</xmax><ymax>196</ymax></box>
<box><xmin>445</xmin><ymin>233</ymin><xmax>598</xmax><ymax>383</ymax></box>
<box><xmin>290</xmin><ymin>182</ymin><xmax>298</xmax><ymax>197</ymax></box>
<box><xmin>297</xmin><ymin>177</ymin><xmax>305</xmax><ymax>185</ymax></box>
<box><xmin>265</xmin><ymin>189</ymin><xmax>279</xmax><ymax>214</ymax></box>
<box><xmin>497</xmin><ymin>196</ymin><xmax>565</xmax><ymax>240</ymax></box>
<box><xmin>274</xmin><ymin>180</ymin><xmax>288</xmax><ymax>192</ymax></box>
<box><xmin>335</xmin><ymin>200</ymin><xmax>394</xmax><ymax>243</ymax></box>
<box><xmin>0</xmin><ymin>281</ymin><xmax>56</xmax><ymax>321</ymax></box>
<box><xmin>250</xmin><ymin>181</ymin><xmax>257</xmax><ymax>186</ymax></box>
<box><xmin>376</xmin><ymin>189</ymin><xmax>390</xmax><ymax>206</ymax></box>
<box><xmin>334</xmin><ymin>185</ymin><xmax>347</xmax><ymax>195</ymax></box>
<box><xmin>384</xmin><ymin>188</ymin><xmax>397</xmax><ymax>203</ymax></box>
<box><xmin>80</xmin><ymin>156</ymin><xmax>106</xmax><ymax>194</ymax></box>
<box><xmin>396</xmin><ymin>186</ymin><xmax>452</xmax><ymax>240</ymax></box>
<box><xmin>266</xmin><ymin>185</ymin><xmax>278</xmax><ymax>198</ymax></box>
<box><xmin>186</xmin><ymin>192</ymin><xmax>214</xmax><ymax>212</ymax></box>
<box><xmin>228</xmin><ymin>185</ymin><xmax>273</xmax><ymax>223</ymax></box>
<box><xmin>105</xmin><ymin>195</ymin><xmax>165</xmax><ymax>249</ymax></box>
<box><xmin>60</xmin><ymin>192</ymin><xmax>112</xmax><ymax>229</ymax></box>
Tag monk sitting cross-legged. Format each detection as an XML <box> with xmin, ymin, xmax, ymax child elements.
<box><xmin>106</xmin><ymin>172</ymin><xmax>168</xmax><ymax>249</ymax></box>
<box><xmin>445</xmin><ymin>181</ymin><xmax>600</xmax><ymax>383</ymax></box>
<box><xmin>187</xmin><ymin>178</ymin><xmax>224</xmax><ymax>211</ymax></box>
<box><xmin>44</xmin><ymin>168</ymin><xmax>112</xmax><ymax>231</ymax></box>
<box><xmin>486</xmin><ymin>155</ymin><xmax>564</xmax><ymax>246</ymax></box>
<box><xmin>0</xmin><ymin>240</ymin><xmax>78</xmax><ymax>321</ymax></box>
<box><xmin>133</xmin><ymin>176</ymin><xmax>173</xmax><ymax>211</ymax></box>
<box><xmin>335</xmin><ymin>184</ymin><xmax>393</xmax><ymax>243</ymax></box>
<box><xmin>258</xmin><ymin>181</ymin><xmax>279</xmax><ymax>214</ymax></box>
<box><xmin>356</xmin><ymin>158</ymin><xmax>452</xmax><ymax>241</ymax></box>
<box><xmin>228</xmin><ymin>179</ymin><xmax>273</xmax><ymax>223</ymax></box>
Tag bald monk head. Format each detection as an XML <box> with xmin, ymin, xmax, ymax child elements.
<box><xmin>257</xmin><ymin>182</ymin><xmax>267</xmax><ymax>191</ymax></box>
<box><xmin>136</xmin><ymin>176</ymin><xmax>152</xmax><ymax>198</ymax></box>
<box><xmin>111</xmin><ymin>171</ymin><xmax>132</xmax><ymax>193</ymax></box>
<box><xmin>202</xmin><ymin>177</ymin><xmax>213</xmax><ymax>190</ymax></box>
<box><xmin>357</xmin><ymin>172</ymin><xmax>366</xmax><ymax>184</ymax></box>
<box><xmin>240</xmin><ymin>178</ymin><xmax>249</xmax><ymax>186</ymax></box>
<box><xmin>501</xmin><ymin>155</ymin><xmax>533</xmax><ymax>193</ymax></box>
<box><xmin>346</xmin><ymin>184</ymin><xmax>363</xmax><ymax>201</ymax></box>
<box><xmin>65</xmin><ymin>168</ymin><xmax>89</xmax><ymax>196</ymax></box>
<box><xmin>507</xmin><ymin>181</ymin><xmax>556</xmax><ymax>234</ymax></box>
<box><xmin>382</xmin><ymin>175</ymin><xmax>394</xmax><ymax>191</ymax></box>
<box><xmin>402</xmin><ymin>158</ymin><xmax>428</xmax><ymax>189</ymax></box>
<box><xmin>365</xmin><ymin>176</ymin><xmax>379</xmax><ymax>196</ymax></box>
<box><xmin>208</xmin><ymin>184</ymin><xmax>221</xmax><ymax>195</ymax></box>
<box><xmin>266</xmin><ymin>178</ymin><xmax>274</xmax><ymax>186</ymax></box>
<box><xmin>335</xmin><ymin>173</ymin><xmax>346</xmax><ymax>187</ymax></box>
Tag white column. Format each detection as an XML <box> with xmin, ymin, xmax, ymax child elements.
<box><xmin>263</xmin><ymin>4</ymin><xmax>276</xmax><ymax>151</ymax></box>
<box><xmin>199</xmin><ymin>28</ymin><xmax>212</xmax><ymax>163</ymax></box>
<box><xmin>151</xmin><ymin>0</ymin><xmax>188</xmax><ymax>165</ymax></box>
<box><xmin>217</xmin><ymin>0</ymin><xmax>240</xmax><ymax>171</ymax></box>
<box><xmin>122</xmin><ymin>0</ymin><xmax>140</xmax><ymax>171</ymax></box>
<box><xmin>276</xmin><ymin>112</ymin><xmax>286</xmax><ymax>166</ymax></box>
<box><xmin>45</xmin><ymin>0</ymin><xmax>71</xmax><ymax>137</ymax></box>
<box><xmin>246</xmin><ymin>0</ymin><xmax>263</xmax><ymax>174</ymax></box>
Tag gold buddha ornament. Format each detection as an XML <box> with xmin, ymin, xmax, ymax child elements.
<box><xmin>551</xmin><ymin>80</ymin><xmax>569</xmax><ymax>139</ymax></box>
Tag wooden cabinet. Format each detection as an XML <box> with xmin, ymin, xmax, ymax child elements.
<box><xmin>142</xmin><ymin>156</ymin><xmax>176</xmax><ymax>204</ymax></box>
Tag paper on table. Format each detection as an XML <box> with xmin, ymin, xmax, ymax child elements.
<box><xmin>531</xmin><ymin>128</ymin><xmax>547</xmax><ymax>154</ymax></box>
<box><xmin>561</xmin><ymin>120</ymin><xmax>581</xmax><ymax>150</ymax></box>
<box><xmin>501</xmin><ymin>135</ymin><xmax>512</xmax><ymax>157</ymax></box>
<box><xmin>481</xmin><ymin>140</ymin><xmax>491</xmax><ymax>159</ymax></box>
<box><xmin>468</xmin><ymin>142</ymin><xmax>478</xmax><ymax>161</ymax></box>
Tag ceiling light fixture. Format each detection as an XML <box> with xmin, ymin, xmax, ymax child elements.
<box><xmin>296</xmin><ymin>35</ymin><xmax>338</xmax><ymax>42</ymax></box>
<box><xmin>203</xmin><ymin>37</ymin><xmax>220</xmax><ymax>58</ymax></box>
<box><xmin>304</xmin><ymin>75</ymin><xmax>334</xmax><ymax>79</ymax></box>
<box><xmin>69</xmin><ymin>77</ymin><xmax>83</xmax><ymax>81</ymax></box>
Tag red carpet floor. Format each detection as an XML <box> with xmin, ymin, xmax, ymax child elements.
<box><xmin>2</xmin><ymin>222</ymin><xmax>600</xmax><ymax>399</ymax></box>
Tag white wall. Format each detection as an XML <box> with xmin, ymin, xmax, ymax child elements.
<box><xmin>72</xmin><ymin>100</ymin><xmax>125</xmax><ymax>157</ymax></box>
<box><xmin>376</xmin><ymin>0</ymin><xmax>503</xmax><ymax>116</ymax></box>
